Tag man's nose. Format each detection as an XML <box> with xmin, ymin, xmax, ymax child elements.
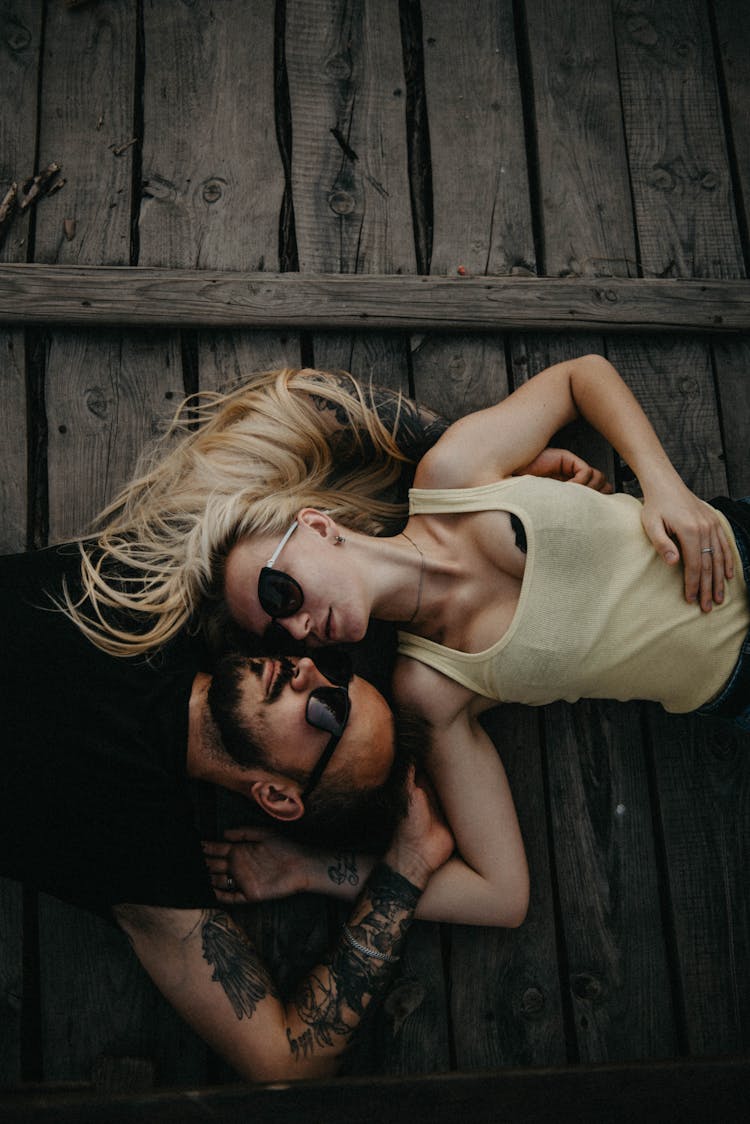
<box><xmin>289</xmin><ymin>656</ymin><xmax>324</xmax><ymax>690</ymax></box>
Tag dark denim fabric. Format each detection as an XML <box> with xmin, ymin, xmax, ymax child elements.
<box><xmin>695</xmin><ymin>497</ymin><xmax>750</xmax><ymax>729</ymax></box>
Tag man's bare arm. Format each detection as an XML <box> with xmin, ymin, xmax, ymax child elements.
<box><xmin>114</xmin><ymin>779</ymin><xmax>452</xmax><ymax>1083</ymax></box>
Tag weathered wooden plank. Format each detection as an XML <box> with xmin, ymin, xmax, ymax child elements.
<box><xmin>615</xmin><ymin>0</ymin><xmax>743</xmax><ymax>281</ymax></box>
<box><xmin>613</xmin><ymin>0</ymin><xmax>749</xmax><ymax>1058</ymax></box>
<box><xmin>2</xmin><ymin>267</ymin><xmax>750</xmax><ymax>331</ymax></box>
<box><xmin>286</xmin><ymin>0</ymin><xmax>415</xmax><ymax>388</ymax></box>
<box><xmin>644</xmin><ymin>708</ymin><xmax>750</xmax><ymax>1055</ymax></box>
<box><xmin>422</xmin><ymin>0</ymin><xmax>534</xmax><ymax>279</ymax></box>
<box><xmin>524</xmin><ymin>0</ymin><xmax>636</xmax><ymax>279</ymax></box>
<box><xmin>708</xmin><ymin>1</ymin><xmax>750</xmax><ymax>500</ymax></box>
<box><xmin>140</xmin><ymin>0</ymin><xmax>282</xmax><ymax>272</ymax></box>
<box><xmin>0</xmin><ymin>0</ymin><xmax>44</xmax><ymax>1088</ymax></box>
<box><xmin>713</xmin><ymin>0</ymin><xmax>750</xmax><ymax>250</ymax></box>
<box><xmin>543</xmin><ymin>701</ymin><xmax>677</xmax><ymax>1061</ymax></box>
<box><xmin>2</xmin><ymin>1056</ymin><xmax>750</xmax><ymax>1124</ymax></box>
<box><xmin>711</xmin><ymin>334</ymin><xmax>750</xmax><ymax>498</ymax></box>
<box><xmin>190</xmin><ymin>0</ymin><xmax>302</xmax><ymax>390</ymax></box>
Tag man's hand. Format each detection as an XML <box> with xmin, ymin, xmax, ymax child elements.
<box><xmin>382</xmin><ymin>770</ymin><xmax>454</xmax><ymax>891</ymax></box>
<box><xmin>515</xmin><ymin>447</ymin><xmax>613</xmax><ymax>492</ymax></box>
<box><xmin>640</xmin><ymin>476</ymin><xmax>734</xmax><ymax>612</ymax></box>
<box><xmin>203</xmin><ymin>829</ymin><xmax>312</xmax><ymax>905</ymax></box>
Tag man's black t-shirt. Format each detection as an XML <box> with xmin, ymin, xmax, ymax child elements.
<box><xmin>0</xmin><ymin>545</ymin><xmax>215</xmax><ymax>918</ymax></box>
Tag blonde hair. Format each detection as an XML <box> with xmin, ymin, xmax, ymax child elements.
<box><xmin>62</xmin><ymin>368</ymin><xmax>412</xmax><ymax>657</ymax></box>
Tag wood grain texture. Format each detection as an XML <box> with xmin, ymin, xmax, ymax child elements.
<box><xmin>543</xmin><ymin>701</ymin><xmax>676</xmax><ymax>1062</ymax></box>
<box><xmin>2</xmin><ymin>1056</ymin><xmax>750</xmax><ymax>1123</ymax></box>
<box><xmin>139</xmin><ymin>0</ymin><xmax>283</xmax><ymax>271</ymax></box>
<box><xmin>614</xmin><ymin>0</ymin><xmax>743</xmax><ymax>281</ymax></box>
<box><xmin>34</xmin><ymin>0</ymin><xmax>134</xmax><ymax>266</ymax></box>
<box><xmin>422</xmin><ymin>0</ymin><xmax>534</xmax><ymax>278</ymax></box>
<box><xmin>644</xmin><ymin>708</ymin><xmax>750</xmax><ymax>1055</ymax></box>
<box><xmin>286</xmin><ymin>0</ymin><xmax>414</xmax><ymax>389</ymax></box>
<box><xmin>524</xmin><ymin>0</ymin><xmax>636</xmax><ymax>278</ymax></box>
<box><xmin>706</xmin><ymin>0</ymin><xmax>750</xmax><ymax>506</ymax></box>
<box><xmin>2</xmin><ymin>266</ymin><xmax>749</xmax><ymax>330</ymax></box>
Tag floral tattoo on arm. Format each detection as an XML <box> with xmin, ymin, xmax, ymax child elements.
<box><xmin>287</xmin><ymin>862</ymin><xmax>421</xmax><ymax>1061</ymax></box>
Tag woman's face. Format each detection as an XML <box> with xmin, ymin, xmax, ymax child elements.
<box><xmin>224</xmin><ymin>514</ymin><xmax>369</xmax><ymax>646</ymax></box>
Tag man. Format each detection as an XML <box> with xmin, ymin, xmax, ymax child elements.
<box><xmin>1</xmin><ymin>544</ymin><xmax>452</xmax><ymax>1082</ymax></box>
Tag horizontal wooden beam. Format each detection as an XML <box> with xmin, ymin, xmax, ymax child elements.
<box><xmin>0</xmin><ymin>265</ymin><xmax>749</xmax><ymax>332</ymax></box>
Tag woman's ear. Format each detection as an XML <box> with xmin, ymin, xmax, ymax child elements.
<box><xmin>249</xmin><ymin>780</ymin><xmax>305</xmax><ymax>822</ymax></box>
<box><xmin>296</xmin><ymin>508</ymin><xmax>335</xmax><ymax>539</ymax></box>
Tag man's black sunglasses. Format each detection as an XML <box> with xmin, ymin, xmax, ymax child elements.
<box><xmin>301</xmin><ymin>649</ymin><xmax>353</xmax><ymax>801</ymax></box>
<box><xmin>258</xmin><ymin>521</ymin><xmax>304</xmax><ymax>619</ymax></box>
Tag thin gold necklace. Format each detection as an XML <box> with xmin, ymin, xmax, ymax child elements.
<box><xmin>400</xmin><ymin>530</ymin><xmax>425</xmax><ymax>623</ymax></box>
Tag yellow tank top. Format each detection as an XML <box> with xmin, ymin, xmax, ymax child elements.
<box><xmin>397</xmin><ymin>477</ymin><xmax>748</xmax><ymax>712</ymax></box>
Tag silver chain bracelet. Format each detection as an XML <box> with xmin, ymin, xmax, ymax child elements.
<box><xmin>343</xmin><ymin>924</ymin><xmax>400</xmax><ymax>963</ymax></box>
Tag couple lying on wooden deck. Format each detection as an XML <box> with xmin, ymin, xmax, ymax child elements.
<box><xmin>3</xmin><ymin>354</ymin><xmax>747</xmax><ymax>1082</ymax></box>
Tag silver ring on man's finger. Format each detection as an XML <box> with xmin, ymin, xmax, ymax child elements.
<box><xmin>701</xmin><ymin>547</ymin><xmax>714</xmax><ymax>555</ymax></box>
<box><xmin>225</xmin><ymin>876</ymin><xmax>235</xmax><ymax>892</ymax></box>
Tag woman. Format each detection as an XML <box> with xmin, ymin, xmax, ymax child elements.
<box><xmin>205</xmin><ymin>354</ymin><xmax>748</xmax><ymax>925</ymax></box>
<box><xmin>61</xmin><ymin>367</ymin><xmax>446</xmax><ymax>656</ymax></box>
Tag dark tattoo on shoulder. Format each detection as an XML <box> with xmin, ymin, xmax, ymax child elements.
<box><xmin>286</xmin><ymin>862</ymin><xmax>422</xmax><ymax>1061</ymax></box>
<box><xmin>327</xmin><ymin>852</ymin><xmax>359</xmax><ymax>887</ymax></box>
<box><xmin>201</xmin><ymin>910</ymin><xmax>279</xmax><ymax>1020</ymax></box>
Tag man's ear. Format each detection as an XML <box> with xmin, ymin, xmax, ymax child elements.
<box><xmin>249</xmin><ymin>779</ymin><xmax>305</xmax><ymax>822</ymax></box>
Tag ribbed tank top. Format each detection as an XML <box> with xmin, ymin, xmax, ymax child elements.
<box><xmin>397</xmin><ymin>477</ymin><xmax>748</xmax><ymax>712</ymax></box>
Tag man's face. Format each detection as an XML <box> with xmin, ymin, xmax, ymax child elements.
<box><xmin>233</xmin><ymin>655</ymin><xmax>395</xmax><ymax>793</ymax></box>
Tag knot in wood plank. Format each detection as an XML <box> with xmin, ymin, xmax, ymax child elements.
<box><xmin>328</xmin><ymin>189</ymin><xmax>356</xmax><ymax>215</ymax></box>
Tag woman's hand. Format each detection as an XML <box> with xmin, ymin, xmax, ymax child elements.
<box><xmin>640</xmin><ymin>477</ymin><xmax>734</xmax><ymax>612</ymax></box>
<box><xmin>202</xmin><ymin>828</ymin><xmax>313</xmax><ymax>906</ymax></box>
<box><xmin>515</xmin><ymin>447</ymin><xmax>613</xmax><ymax>492</ymax></box>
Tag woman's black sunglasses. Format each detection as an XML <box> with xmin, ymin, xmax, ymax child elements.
<box><xmin>258</xmin><ymin>521</ymin><xmax>304</xmax><ymax>619</ymax></box>
<box><xmin>301</xmin><ymin>648</ymin><xmax>353</xmax><ymax>801</ymax></box>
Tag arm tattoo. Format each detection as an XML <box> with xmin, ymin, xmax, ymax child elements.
<box><xmin>286</xmin><ymin>862</ymin><xmax>421</xmax><ymax>1060</ymax></box>
<box><xmin>309</xmin><ymin>379</ymin><xmax>448</xmax><ymax>463</ymax></box>
<box><xmin>327</xmin><ymin>852</ymin><xmax>359</xmax><ymax>887</ymax></box>
<box><xmin>369</xmin><ymin>389</ymin><xmax>449</xmax><ymax>461</ymax></box>
<box><xmin>201</xmin><ymin>910</ymin><xmax>279</xmax><ymax>1020</ymax></box>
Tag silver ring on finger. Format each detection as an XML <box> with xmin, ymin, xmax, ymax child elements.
<box><xmin>701</xmin><ymin>547</ymin><xmax>714</xmax><ymax>555</ymax></box>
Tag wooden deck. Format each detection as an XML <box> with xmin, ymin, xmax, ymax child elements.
<box><xmin>1</xmin><ymin>0</ymin><xmax>749</xmax><ymax>1111</ymax></box>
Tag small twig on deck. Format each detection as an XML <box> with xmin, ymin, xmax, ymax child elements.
<box><xmin>18</xmin><ymin>163</ymin><xmax>64</xmax><ymax>211</ymax></box>
<box><xmin>0</xmin><ymin>183</ymin><xmax>18</xmax><ymax>242</ymax></box>
<box><xmin>109</xmin><ymin>138</ymin><xmax>139</xmax><ymax>157</ymax></box>
<box><xmin>0</xmin><ymin>164</ymin><xmax>63</xmax><ymax>249</ymax></box>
